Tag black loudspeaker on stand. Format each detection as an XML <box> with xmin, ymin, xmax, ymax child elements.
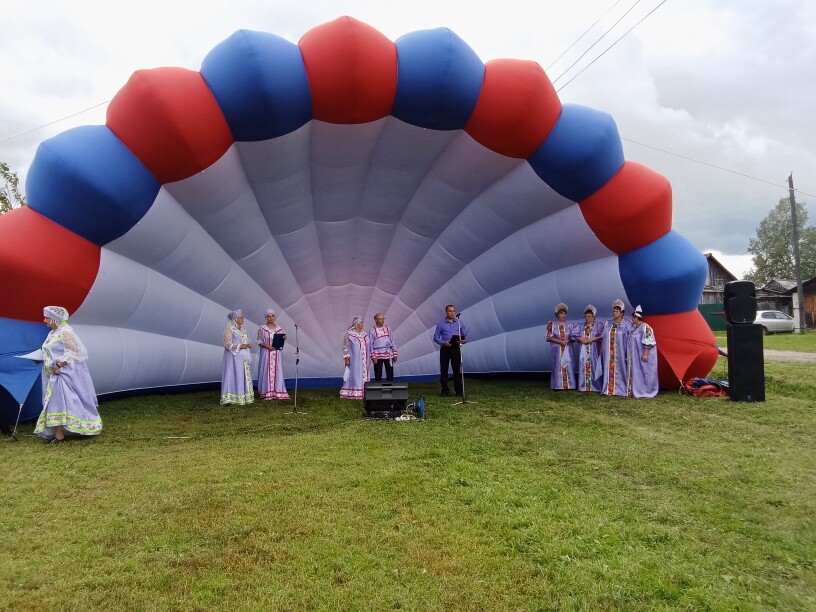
<box><xmin>724</xmin><ymin>280</ymin><xmax>757</xmax><ymax>324</ymax></box>
<box><xmin>723</xmin><ymin>280</ymin><xmax>764</xmax><ymax>402</ymax></box>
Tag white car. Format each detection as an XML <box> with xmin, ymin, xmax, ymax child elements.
<box><xmin>754</xmin><ymin>310</ymin><xmax>795</xmax><ymax>334</ymax></box>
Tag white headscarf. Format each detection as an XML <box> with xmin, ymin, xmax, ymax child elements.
<box><xmin>44</xmin><ymin>306</ymin><xmax>69</xmax><ymax>322</ymax></box>
<box><xmin>42</xmin><ymin>306</ymin><xmax>88</xmax><ymax>362</ymax></box>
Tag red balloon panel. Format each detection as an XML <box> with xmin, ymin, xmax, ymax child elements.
<box><xmin>649</xmin><ymin>310</ymin><xmax>720</xmax><ymax>388</ymax></box>
<box><xmin>107</xmin><ymin>68</ymin><xmax>234</xmax><ymax>184</ymax></box>
<box><xmin>465</xmin><ymin>59</ymin><xmax>561</xmax><ymax>159</ymax></box>
<box><xmin>300</xmin><ymin>16</ymin><xmax>397</xmax><ymax>124</ymax></box>
<box><xmin>580</xmin><ymin>161</ymin><xmax>673</xmax><ymax>254</ymax></box>
<box><xmin>0</xmin><ymin>208</ymin><xmax>100</xmax><ymax>322</ymax></box>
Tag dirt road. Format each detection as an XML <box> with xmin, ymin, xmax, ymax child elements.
<box><xmin>762</xmin><ymin>350</ymin><xmax>816</xmax><ymax>363</ymax></box>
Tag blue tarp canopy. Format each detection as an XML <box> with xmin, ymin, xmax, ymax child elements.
<box><xmin>0</xmin><ymin>318</ymin><xmax>47</xmax><ymax>423</ymax></box>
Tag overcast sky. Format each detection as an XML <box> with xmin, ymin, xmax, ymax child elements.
<box><xmin>2</xmin><ymin>0</ymin><xmax>814</xmax><ymax>278</ymax></box>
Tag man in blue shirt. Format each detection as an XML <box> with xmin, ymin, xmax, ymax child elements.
<box><xmin>433</xmin><ymin>305</ymin><xmax>469</xmax><ymax>397</ymax></box>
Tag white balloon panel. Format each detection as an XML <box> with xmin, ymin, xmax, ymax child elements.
<box><xmin>69</xmin><ymin>118</ymin><xmax>636</xmax><ymax>389</ymax></box>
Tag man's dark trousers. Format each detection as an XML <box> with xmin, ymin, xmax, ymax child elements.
<box><xmin>439</xmin><ymin>345</ymin><xmax>462</xmax><ymax>396</ymax></box>
<box><xmin>373</xmin><ymin>359</ymin><xmax>394</xmax><ymax>382</ymax></box>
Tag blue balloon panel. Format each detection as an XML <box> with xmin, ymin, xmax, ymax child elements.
<box><xmin>26</xmin><ymin>125</ymin><xmax>160</xmax><ymax>245</ymax></box>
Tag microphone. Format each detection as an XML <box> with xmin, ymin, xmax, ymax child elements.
<box><xmin>455</xmin><ymin>313</ymin><xmax>461</xmax><ymax>318</ymax></box>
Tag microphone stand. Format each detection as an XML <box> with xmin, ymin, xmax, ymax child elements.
<box><xmin>290</xmin><ymin>324</ymin><xmax>306</xmax><ymax>414</ymax></box>
<box><xmin>453</xmin><ymin>314</ymin><xmax>476</xmax><ymax>405</ymax></box>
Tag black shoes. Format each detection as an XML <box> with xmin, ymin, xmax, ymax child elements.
<box><xmin>440</xmin><ymin>389</ymin><xmax>450</xmax><ymax>397</ymax></box>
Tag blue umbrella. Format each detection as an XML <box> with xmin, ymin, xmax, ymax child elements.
<box><xmin>0</xmin><ymin>318</ymin><xmax>48</xmax><ymax>439</ymax></box>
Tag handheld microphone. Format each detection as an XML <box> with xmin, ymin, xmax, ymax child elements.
<box><xmin>455</xmin><ymin>313</ymin><xmax>461</xmax><ymax>318</ymax></box>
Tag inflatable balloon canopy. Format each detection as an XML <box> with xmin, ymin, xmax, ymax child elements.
<box><xmin>0</xmin><ymin>16</ymin><xmax>718</xmax><ymax>417</ymax></box>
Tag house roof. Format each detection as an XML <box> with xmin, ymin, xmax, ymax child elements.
<box><xmin>782</xmin><ymin>276</ymin><xmax>816</xmax><ymax>294</ymax></box>
<box><xmin>764</xmin><ymin>279</ymin><xmax>797</xmax><ymax>293</ymax></box>
<box><xmin>703</xmin><ymin>252</ymin><xmax>738</xmax><ymax>282</ymax></box>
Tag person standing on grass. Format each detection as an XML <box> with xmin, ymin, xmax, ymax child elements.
<box><xmin>369</xmin><ymin>313</ymin><xmax>397</xmax><ymax>382</ymax></box>
<box><xmin>34</xmin><ymin>306</ymin><xmax>102</xmax><ymax>444</ymax></box>
<box><xmin>627</xmin><ymin>305</ymin><xmax>659</xmax><ymax>398</ymax></box>
<box><xmin>221</xmin><ymin>309</ymin><xmax>254</xmax><ymax>406</ymax></box>
<box><xmin>341</xmin><ymin>316</ymin><xmax>370</xmax><ymax>399</ymax></box>
<box><xmin>433</xmin><ymin>305</ymin><xmax>468</xmax><ymax>397</ymax></box>
<box><xmin>546</xmin><ymin>303</ymin><xmax>576</xmax><ymax>390</ymax></box>
<box><xmin>571</xmin><ymin>304</ymin><xmax>604</xmax><ymax>393</ymax></box>
<box><xmin>256</xmin><ymin>309</ymin><xmax>289</xmax><ymax>401</ymax></box>
<box><xmin>600</xmin><ymin>299</ymin><xmax>634</xmax><ymax>397</ymax></box>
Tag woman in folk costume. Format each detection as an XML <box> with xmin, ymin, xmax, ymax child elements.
<box><xmin>221</xmin><ymin>309</ymin><xmax>254</xmax><ymax>406</ymax></box>
<box><xmin>340</xmin><ymin>316</ymin><xmax>370</xmax><ymax>399</ymax></box>
<box><xmin>600</xmin><ymin>299</ymin><xmax>635</xmax><ymax>397</ymax></box>
<box><xmin>257</xmin><ymin>309</ymin><xmax>289</xmax><ymax>400</ymax></box>
<box><xmin>369</xmin><ymin>313</ymin><xmax>397</xmax><ymax>382</ymax></box>
<box><xmin>627</xmin><ymin>305</ymin><xmax>659</xmax><ymax>398</ymax></box>
<box><xmin>34</xmin><ymin>306</ymin><xmax>103</xmax><ymax>443</ymax></box>
<box><xmin>545</xmin><ymin>303</ymin><xmax>576</xmax><ymax>390</ymax></box>
<box><xmin>570</xmin><ymin>304</ymin><xmax>605</xmax><ymax>393</ymax></box>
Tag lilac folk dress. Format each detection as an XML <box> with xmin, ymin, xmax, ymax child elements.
<box><xmin>600</xmin><ymin>318</ymin><xmax>634</xmax><ymax>397</ymax></box>
<box><xmin>257</xmin><ymin>325</ymin><xmax>289</xmax><ymax>400</ymax></box>
<box><xmin>340</xmin><ymin>328</ymin><xmax>370</xmax><ymax>399</ymax></box>
<box><xmin>627</xmin><ymin>322</ymin><xmax>659</xmax><ymax>398</ymax></box>
<box><xmin>34</xmin><ymin>323</ymin><xmax>102</xmax><ymax>439</ymax></box>
<box><xmin>571</xmin><ymin>321</ymin><xmax>605</xmax><ymax>393</ymax></box>
<box><xmin>546</xmin><ymin>320</ymin><xmax>576</xmax><ymax>390</ymax></box>
<box><xmin>221</xmin><ymin>322</ymin><xmax>254</xmax><ymax>406</ymax></box>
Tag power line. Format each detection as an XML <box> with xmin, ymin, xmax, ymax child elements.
<box><xmin>0</xmin><ymin>100</ymin><xmax>110</xmax><ymax>144</ymax></box>
<box><xmin>622</xmin><ymin>136</ymin><xmax>816</xmax><ymax>199</ymax></box>
<box><xmin>556</xmin><ymin>0</ymin><xmax>669</xmax><ymax>92</ymax></box>
<box><xmin>545</xmin><ymin>0</ymin><xmax>626</xmax><ymax>72</ymax></box>
<box><xmin>551</xmin><ymin>0</ymin><xmax>644</xmax><ymax>85</ymax></box>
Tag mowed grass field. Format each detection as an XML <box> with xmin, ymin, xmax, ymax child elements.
<box><xmin>2</xmin><ymin>360</ymin><xmax>814</xmax><ymax>610</ymax></box>
<box><xmin>714</xmin><ymin>329</ymin><xmax>816</xmax><ymax>352</ymax></box>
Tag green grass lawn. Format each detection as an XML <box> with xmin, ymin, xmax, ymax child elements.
<box><xmin>2</xmin><ymin>364</ymin><xmax>815</xmax><ymax>610</ymax></box>
<box><xmin>714</xmin><ymin>329</ymin><xmax>816</xmax><ymax>352</ymax></box>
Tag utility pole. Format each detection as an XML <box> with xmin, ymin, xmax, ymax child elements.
<box><xmin>789</xmin><ymin>173</ymin><xmax>807</xmax><ymax>333</ymax></box>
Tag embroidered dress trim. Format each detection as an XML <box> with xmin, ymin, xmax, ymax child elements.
<box><xmin>605</xmin><ymin>324</ymin><xmax>618</xmax><ymax>396</ymax></box>
<box><xmin>582</xmin><ymin>325</ymin><xmax>593</xmax><ymax>392</ymax></box>
<box><xmin>221</xmin><ymin>360</ymin><xmax>254</xmax><ymax>405</ymax></box>
<box><xmin>339</xmin><ymin>387</ymin><xmax>365</xmax><ymax>399</ymax></box>
<box><xmin>34</xmin><ymin>411</ymin><xmax>103</xmax><ymax>436</ymax></box>
<box><xmin>557</xmin><ymin>323</ymin><xmax>570</xmax><ymax>389</ymax></box>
